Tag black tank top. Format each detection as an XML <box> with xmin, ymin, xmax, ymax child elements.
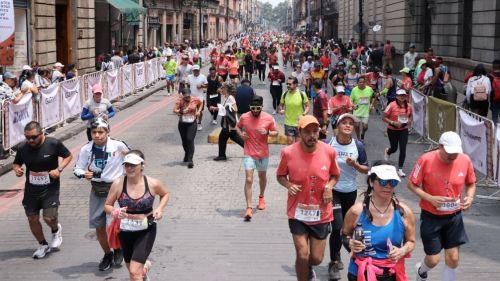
<box><xmin>118</xmin><ymin>176</ymin><xmax>154</xmax><ymax>215</ymax></box>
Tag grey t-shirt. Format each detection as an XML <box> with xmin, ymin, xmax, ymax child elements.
<box><xmin>83</xmin><ymin>98</ymin><xmax>112</xmax><ymax>127</ymax></box>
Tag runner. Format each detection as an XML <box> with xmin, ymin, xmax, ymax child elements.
<box><xmin>73</xmin><ymin>118</ymin><xmax>129</xmax><ymax>270</ymax></box>
<box><xmin>279</xmin><ymin>77</ymin><xmax>310</xmax><ymax>145</ymax></box>
<box><xmin>244</xmin><ymin>48</ymin><xmax>254</xmax><ymax>81</ymax></box>
<box><xmin>215</xmin><ymin>53</ymin><xmax>229</xmax><ymax>81</ymax></box>
<box><xmin>408</xmin><ymin>131</ymin><xmax>476</xmax><ymax>281</ymax></box>
<box><xmin>325</xmin><ymin>113</ymin><xmax>369</xmax><ymax>280</ymax></box>
<box><xmin>311</xmin><ymin>80</ymin><xmax>329</xmax><ymax>139</ymax></box>
<box><xmin>104</xmin><ymin>150</ymin><xmax>170</xmax><ymax>281</ymax></box>
<box><xmin>328</xmin><ymin>86</ymin><xmax>354</xmax><ymax>135</ymax></box>
<box><xmin>268</xmin><ymin>64</ymin><xmax>286</xmax><ymax>114</ymax></box>
<box><xmin>235</xmin><ymin>95</ymin><xmax>278</xmax><ymax>221</ymax></box>
<box><xmin>343</xmin><ymin>161</ymin><xmax>415</xmax><ymax>281</ymax></box>
<box><xmin>13</xmin><ymin>121</ymin><xmax>73</xmax><ymax>259</ymax></box>
<box><xmin>162</xmin><ymin>50</ymin><xmax>177</xmax><ymax>95</ymax></box>
<box><xmin>81</xmin><ymin>84</ymin><xmax>116</xmax><ymax>141</ymax></box>
<box><xmin>206</xmin><ymin>66</ymin><xmax>223</xmax><ymax>125</ymax></box>
<box><xmin>276</xmin><ymin>115</ymin><xmax>340</xmax><ymax>281</ymax></box>
<box><xmin>256</xmin><ymin>47</ymin><xmax>268</xmax><ymax>85</ymax></box>
<box><xmin>228</xmin><ymin>54</ymin><xmax>240</xmax><ymax>82</ymax></box>
<box><xmin>350</xmin><ymin>77</ymin><xmax>375</xmax><ymax>142</ymax></box>
<box><xmin>176</xmin><ymin>54</ymin><xmax>193</xmax><ymax>94</ymax></box>
<box><xmin>187</xmin><ymin>64</ymin><xmax>208</xmax><ymax>131</ymax></box>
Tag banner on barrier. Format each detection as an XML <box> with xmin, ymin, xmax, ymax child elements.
<box><xmin>147</xmin><ymin>60</ymin><xmax>155</xmax><ymax>84</ymax></box>
<box><xmin>122</xmin><ymin>65</ymin><xmax>133</xmax><ymax>95</ymax></box>
<box><xmin>106</xmin><ymin>69</ymin><xmax>120</xmax><ymax>100</ymax></box>
<box><xmin>158</xmin><ymin>57</ymin><xmax>166</xmax><ymax>78</ymax></box>
<box><xmin>411</xmin><ymin>89</ymin><xmax>425</xmax><ymax>136</ymax></box>
<box><xmin>459</xmin><ymin>110</ymin><xmax>488</xmax><ymax>175</ymax></box>
<box><xmin>86</xmin><ymin>73</ymin><xmax>102</xmax><ymax>100</ymax></box>
<box><xmin>60</xmin><ymin>78</ymin><xmax>82</xmax><ymax>119</ymax></box>
<box><xmin>135</xmin><ymin>62</ymin><xmax>146</xmax><ymax>88</ymax></box>
<box><xmin>40</xmin><ymin>84</ymin><xmax>62</xmax><ymax>128</ymax></box>
<box><xmin>427</xmin><ymin>96</ymin><xmax>456</xmax><ymax>142</ymax></box>
<box><xmin>7</xmin><ymin>93</ymin><xmax>33</xmax><ymax>147</ymax></box>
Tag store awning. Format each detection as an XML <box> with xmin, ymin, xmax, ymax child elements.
<box><xmin>106</xmin><ymin>0</ymin><xmax>146</xmax><ymax>14</ymax></box>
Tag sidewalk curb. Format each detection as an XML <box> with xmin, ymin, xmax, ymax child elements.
<box><xmin>0</xmin><ymin>82</ymin><xmax>166</xmax><ymax>178</ymax></box>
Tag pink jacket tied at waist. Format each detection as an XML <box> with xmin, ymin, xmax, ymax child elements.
<box><xmin>354</xmin><ymin>255</ymin><xmax>409</xmax><ymax>281</ymax></box>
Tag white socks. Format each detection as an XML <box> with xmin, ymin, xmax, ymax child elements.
<box><xmin>442</xmin><ymin>265</ymin><xmax>457</xmax><ymax>281</ymax></box>
<box><xmin>418</xmin><ymin>259</ymin><xmax>431</xmax><ymax>275</ymax></box>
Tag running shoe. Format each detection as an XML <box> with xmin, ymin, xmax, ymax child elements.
<box><xmin>243</xmin><ymin>207</ymin><xmax>253</xmax><ymax>221</ymax></box>
<box><xmin>113</xmin><ymin>248</ymin><xmax>123</xmax><ymax>266</ymax></box>
<box><xmin>32</xmin><ymin>244</ymin><xmax>51</xmax><ymax>259</ymax></box>
<box><xmin>213</xmin><ymin>156</ymin><xmax>227</xmax><ymax>161</ymax></box>
<box><xmin>328</xmin><ymin>261</ymin><xmax>341</xmax><ymax>280</ymax></box>
<box><xmin>143</xmin><ymin>260</ymin><xmax>152</xmax><ymax>281</ymax></box>
<box><xmin>272</xmin><ymin>110</ymin><xmax>276</xmax><ymax>115</ymax></box>
<box><xmin>187</xmin><ymin>162</ymin><xmax>194</xmax><ymax>169</ymax></box>
<box><xmin>49</xmin><ymin>223</ymin><xmax>62</xmax><ymax>249</ymax></box>
<box><xmin>398</xmin><ymin>169</ymin><xmax>406</xmax><ymax>178</ymax></box>
<box><xmin>98</xmin><ymin>252</ymin><xmax>114</xmax><ymax>271</ymax></box>
<box><xmin>212</xmin><ymin>120</ymin><xmax>217</xmax><ymax>125</ymax></box>
<box><xmin>197</xmin><ymin>124</ymin><xmax>203</xmax><ymax>131</ymax></box>
<box><xmin>257</xmin><ymin>196</ymin><xmax>266</xmax><ymax>210</ymax></box>
<box><xmin>415</xmin><ymin>262</ymin><xmax>428</xmax><ymax>281</ymax></box>
<box><xmin>307</xmin><ymin>265</ymin><xmax>316</xmax><ymax>281</ymax></box>
<box><xmin>384</xmin><ymin>148</ymin><xmax>390</xmax><ymax>161</ymax></box>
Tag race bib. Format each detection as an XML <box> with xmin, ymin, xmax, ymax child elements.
<box><xmin>323</xmin><ymin>68</ymin><xmax>329</xmax><ymax>72</ymax></box>
<box><xmin>29</xmin><ymin>171</ymin><xmax>50</xmax><ymax>186</ymax></box>
<box><xmin>120</xmin><ymin>217</ymin><xmax>148</xmax><ymax>232</ymax></box>
<box><xmin>359</xmin><ymin>97</ymin><xmax>369</xmax><ymax>105</ymax></box>
<box><xmin>397</xmin><ymin>115</ymin><xmax>409</xmax><ymax>124</ymax></box>
<box><xmin>272</xmin><ymin>80</ymin><xmax>280</xmax><ymax>86</ymax></box>
<box><xmin>181</xmin><ymin>115</ymin><xmax>196</xmax><ymax>123</ymax></box>
<box><xmin>209</xmin><ymin>94</ymin><xmax>219</xmax><ymax>99</ymax></box>
<box><xmin>437</xmin><ymin>199</ymin><xmax>461</xmax><ymax>212</ymax></box>
<box><xmin>260</xmin><ymin>61</ymin><xmax>266</xmax><ymax>65</ymax></box>
<box><xmin>294</xmin><ymin>203</ymin><xmax>320</xmax><ymax>222</ymax></box>
<box><xmin>219</xmin><ymin>65</ymin><xmax>226</xmax><ymax>70</ymax></box>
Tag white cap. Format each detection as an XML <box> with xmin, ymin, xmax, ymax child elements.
<box><xmin>272</xmin><ymin>65</ymin><xmax>279</xmax><ymax>70</ymax></box>
<box><xmin>335</xmin><ymin>85</ymin><xmax>345</xmax><ymax>93</ymax></box>
<box><xmin>396</xmin><ymin>89</ymin><xmax>407</xmax><ymax>96</ymax></box>
<box><xmin>165</xmin><ymin>50</ymin><xmax>172</xmax><ymax>56</ymax></box>
<box><xmin>337</xmin><ymin>113</ymin><xmax>359</xmax><ymax>123</ymax></box>
<box><xmin>369</xmin><ymin>165</ymin><xmax>401</xmax><ymax>182</ymax></box>
<box><xmin>123</xmin><ymin>153</ymin><xmax>145</xmax><ymax>165</ymax></box>
<box><xmin>22</xmin><ymin>65</ymin><xmax>32</xmax><ymax>71</ymax></box>
<box><xmin>54</xmin><ymin>62</ymin><xmax>64</xmax><ymax>68</ymax></box>
<box><xmin>439</xmin><ymin>131</ymin><xmax>463</xmax><ymax>154</ymax></box>
<box><xmin>192</xmin><ymin>64</ymin><xmax>200</xmax><ymax>70</ymax></box>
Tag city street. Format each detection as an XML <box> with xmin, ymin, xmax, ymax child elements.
<box><xmin>0</xmin><ymin>65</ymin><xmax>500</xmax><ymax>281</ymax></box>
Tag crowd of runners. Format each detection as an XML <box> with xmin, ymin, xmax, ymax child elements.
<box><xmin>10</xmin><ymin>32</ymin><xmax>479</xmax><ymax>281</ymax></box>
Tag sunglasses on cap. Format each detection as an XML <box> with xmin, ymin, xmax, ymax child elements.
<box><xmin>249</xmin><ymin>105</ymin><xmax>263</xmax><ymax>111</ymax></box>
<box><xmin>377</xmin><ymin>179</ymin><xmax>399</xmax><ymax>188</ymax></box>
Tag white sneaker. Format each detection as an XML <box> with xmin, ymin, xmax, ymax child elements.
<box><xmin>33</xmin><ymin>244</ymin><xmax>51</xmax><ymax>259</ymax></box>
<box><xmin>49</xmin><ymin>223</ymin><xmax>62</xmax><ymax>249</ymax></box>
<box><xmin>415</xmin><ymin>262</ymin><xmax>427</xmax><ymax>281</ymax></box>
<box><xmin>384</xmin><ymin>148</ymin><xmax>390</xmax><ymax>161</ymax></box>
<box><xmin>272</xmin><ymin>110</ymin><xmax>276</xmax><ymax>115</ymax></box>
<box><xmin>211</xmin><ymin>120</ymin><xmax>217</xmax><ymax>125</ymax></box>
<box><xmin>143</xmin><ymin>260</ymin><xmax>152</xmax><ymax>281</ymax></box>
<box><xmin>197</xmin><ymin>124</ymin><xmax>203</xmax><ymax>131</ymax></box>
<box><xmin>398</xmin><ymin>169</ymin><xmax>406</xmax><ymax>178</ymax></box>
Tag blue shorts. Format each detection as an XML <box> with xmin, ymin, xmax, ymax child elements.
<box><xmin>243</xmin><ymin>156</ymin><xmax>269</xmax><ymax>171</ymax></box>
<box><xmin>284</xmin><ymin>125</ymin><xmax>299</xmax><ymax>137</ymax></box>
<box><xmin>165</xmin><ymin>74</ymin><xmax>176</xmax><ymax>82</ymax></box>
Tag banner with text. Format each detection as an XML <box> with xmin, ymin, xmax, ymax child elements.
<box><xmin>459</xmin><ymin>109</ymin><xmax>488</xmax><ymax>175</ymax></box>
<box><xmin>158</xmin><ymin>57</ymin><xmax>166</xmax><ymax>78</ymax></box>
<box><xmin>411</xmin><ymin>89</ymin><xmax>426</xmax><ymax>137</ymax></box>
<box><xmin>106</xmin><ymin>69</ymin><xmax>120</xmax><ymax>101</ymax></box>
<box><xmin>134</xmin><ymin>62</ymin><xmax>146</xmax><ymax>88</ymax></box>
<box><xmin>40</xmin><ymin>84</ymin><xmax>62</xmax><ymax>128</ymax></box>
<box><xmin>7</xmin><ymin>93</ymin><xmax>33</xmax><ymax>148</ymax></box>
<box><xmin>427</xmin><ymin>96</ymin><xmax>456</xmax><ymax>143</ymax></box>
<box><xmin>0</xmin><ymin>0</ymin><xmax>15</xmax><ymax>65</ymax></box>
<box><xmin>122</xmin><ymin>64</ymin><xmax>133</xmax><ymax>95</ymax></box>
<box><xmin>60</xmin><ymin>78</ymin><xmax>82</xmax><ymax>119</ymax></box>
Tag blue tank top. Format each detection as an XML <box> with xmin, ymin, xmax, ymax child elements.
<box><xmin>348</xmin><ymin>207</ymin><xmax>405</xmax><ymax>276</ymax></box>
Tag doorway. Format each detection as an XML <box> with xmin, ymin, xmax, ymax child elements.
<box><xmin>55</xmin><ymin>0</ymin><xmax>73</xmax><ymax>65</ymax></box>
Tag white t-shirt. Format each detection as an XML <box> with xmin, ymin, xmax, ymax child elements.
<box><xmin>187</xmin><ymin>74</ymin><xmax>208</xmax><ymax>100</ymax></box>
<box><xmin>52</xmin><ymin>70</ymin><xmax>64</xmax><ymax>83</ymax></box>
<box><xmin>423</xmin><ymin>68</ymin><xmax>433</xmax><ymax>83</ymax></box>
<box><xmin>21</xmin><ymin>80</ymin><xmax>35</xmax><ymax>94</ymax></box>
<box><xmin>83</xmin><ymin>98</ymin><xmax>112</xmax><ymax>127</ymax></box>
<box><xmin>177</xmin><ymin>64</ymin><xmax>193</xmax><ymax>82</ymax></box>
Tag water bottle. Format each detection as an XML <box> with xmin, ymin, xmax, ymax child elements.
<box><xmin>353</xmin><ymin>223</ymin><xmax>364</xmax><ymax>243</ymax></box>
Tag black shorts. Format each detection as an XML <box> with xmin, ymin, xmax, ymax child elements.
<box><xmin>119</xmin><ymin>222</ymin><xmax>157</xmax><ymax>264</ymax></box>
<box><xmin>288</xmin><ymin>219</ymin><xmax>331</xmax><ymax>240</ymax></box>
<box><xmin>206</xmin><ymin>96</ymin><xmax>220</xmax><ymax>108</ymax></box>
<box><xmin>284</xmin><ymin>125</ymin><xmax>299</xmax><ymax>137</ymax></box>
<box><xmin>420</xmin><ymin>210</ymin><xmax>469</xmax><ymax>255</ymax></box>
<box><xmin>229</xmin><ymin>74</ymin><xmax>239</xmax><ymax>80</ymax></box>
<box><xmin>22</xmin><ymin>187</ymin><xmax>60</xmax><ymax>217</ymax></box>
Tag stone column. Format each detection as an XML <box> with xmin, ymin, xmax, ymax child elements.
<box><xmin>161</xmin><ymin>10</ymin><xmax>167</xmax><ymax>45</ymax></box>
<box><xmin>178</xmin><ymin>12</ymin><xmax>183</xmax><ymax>43</ymax></box>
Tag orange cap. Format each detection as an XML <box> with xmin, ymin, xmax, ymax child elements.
<box><xmin>298</xmin><ymin>115</ymin><xmax>320</xmax><ymax>129</ymax></box>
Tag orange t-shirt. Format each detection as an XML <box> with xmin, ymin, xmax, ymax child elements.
<box><xmin>228</xmin><ymin>60</ymin><xmax>239</xmax><ymax>75</ymax></box>
<box><xmin>384</xmin><ymin>101</ymin><xmax>412</xmax><ymax>130</ymax></box>
<box><xmin>409</xmin><ymin>151</ymin><xmax>476</xmax><ymax>215</ymax></box>
<box><xmin>216</xmin><ymin>59</ymin><xmax>229</xmax><ymax>75</ymax></box>
<box><xmin>276</xmin><ymin>142</ymin><xmax>340</xmax><ymax>225</ymax></box>
<box><xmin>237</xmin><ymin>111</ymin><xmax>277</xmax><ymax>159</ymax></box>
<box><xmin>329</xmin><ymin>95</ymin><xmax>353</xmax><ymax>116</ymax></box>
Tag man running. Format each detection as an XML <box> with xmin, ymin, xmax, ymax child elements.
<box><xmin>349</xmin><ymin>77</ymin><xmax>375</xmax><ymax>142</ymax></box>
<box><xmin>187</xmin><ymin>64</ymin><xmax>208</xmax><ymax>131</ymax></box>
<box><xmin>176</xmin><ymin>54</ymin><xmax>193</xmax><ymax>94</ymax></box>
<box><xmin>74</xmin><ymin>118</ymin><xmax>129</xmax><ymax>271</ymax></box>
<box><xmin>162</xmin><ymin>50</ymin><xmax>177</xmax><ymax>95</ymax></box>
<box><xmin>279</xmin><ymin>77</ymin><xmax>310</xmax><ymax>145</ymax></box>
<box><xmin>13</xmin><ymin>121</ymin><xmax>73</xmax><ymax>259</ymax></box>
<box><xmin>408</xmin><ymin>131</ymin><xmax>476</xmax><ymax>281</ymax></box>
<box><xmin>236</xmin><ymin>95</ymin><xmax>278</xmax><ymax>221</ymax></box>
<box><xmin>277</xmin><ymin>115</ymin><xmax>340</xmax><ymax>281</ymax></box>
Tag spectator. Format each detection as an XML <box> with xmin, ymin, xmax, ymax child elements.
<box><xmin>65</xmin><ymin>64</ymin><xmax>78</xmax><ymax>80</ymax></box>
<box><xmin>404</xmin><ymin>44</ymin><xmax>418</xmax><ymax>77</ymax></box>
<box><xmin>466</xmin><ymin>64</ymin><xmax>491</xmax><ymax>117</ymax></box>
<box><xmin>399</xmin><ymin>68</ymin><xmax>414</xmax><ymax>94</ymax></box>
<box><xmin>128</xmin><ymin>47</ymin><xmax>141</xmax><ymax>64</ymax></box>
<box><xmin>424</xmin><ymin>47</ymin><xmax>436</xmax><ymax>67</ymax></box>
<box><xmin>235</xmin><ymin>78</ymin><xmax>255</xmax><ymax>115</ymax></box>
<box><xmin>20</xmin><ymin>70</ymin><xmax>40</xmax><ymax>103</ymax></box>
<box><xmin>100</xmin><ymin>54</ymin><xmax>114</xmax><ymax>71</ymax></box>
<box><xmin>81</xmin><ymin>84</ymin><xmax>116</xmax><ymax>141</ymax></box>
<box><xmin>489</xmin><ymin>60</ymin><xmax>500</xmax><ymax>124</ymax></box>
<box><xmin>383</xmin><ymin>40</ymin><xmax>394</xmax><ymax>69</ymax></box>
<box><xmin>111</xmin><ymin>50</ymin><xmax>123</xmax><ymax>69</ymax></box>
<box><xmin>368</xmin><ymin>42</ymin><xmax>383</xmax><ymax>69</ymax></box>
<box><xmin>52</xmin><ymin>62</ymin><xmax>65</xmax><ymax>83</ymax></box>
<box><xmin>0</xmin><ymin>72</ymin><xmax>28</xmax><ymax>104</ymax></box>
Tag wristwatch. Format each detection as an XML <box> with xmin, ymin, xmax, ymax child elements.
<box><xmin>57</xmin><ymin>167</ymin><xmax>63</xmax><ymax>173</ymax></box>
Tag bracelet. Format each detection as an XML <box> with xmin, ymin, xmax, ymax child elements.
<box><xmin>57</xmin><ymin>167</ymin><xmax>63</xmax><ymax>173</ymax></box>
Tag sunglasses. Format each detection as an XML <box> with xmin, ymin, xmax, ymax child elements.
<box><xmin>249</xmin><ymin>105</ymin><xmax>263</xmax><ymax>111</ymax></box>
<box><xmin>25</xmin><ymin>133</ymin><xmax>42</xmax><ymax>141</ymax></box>
<box><xmin>377</xmin><ymin>179</ymin><xmax>399</xmax><ymax>188</ymax></box>
<box><xmin>124</xmin><ymin>163</ymin><xmax>140</xmax><ymax>168</ymax></box>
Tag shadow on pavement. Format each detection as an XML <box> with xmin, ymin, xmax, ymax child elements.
<box><xmin>215</xmin><ymin>207</ymin><xmax>246</xmax><ymax>218</ymax></box>
<box><xmin>0</xmin><ymin>248</ymin><xmax>35</xmax><ymax>261</ymax></box>
<box><xmin>52</xmin><ymin>262</ymin><xmax>119</xmax><ymax>280</ymax></box>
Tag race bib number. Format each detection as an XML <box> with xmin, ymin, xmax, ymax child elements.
<box><xmin>181</xmin><ymin>115</ymin><xmax>196</xmax><ymax>123</ymax></box>
<box><xmin>397</xmin><ymin>115</ymin><xmax>409</xmax><ymax>124</ymax></box>
<box><xmin>209</xmin><ymin>94</ymin><xmax>219</xmax><ymax>99</ymax></box>
<box><xmin>272</xmin><ymin>80</ymin><xmax>280</xmax><ymax>86</ymax></box>
<box><xmin>219</xmin><ymin>65</ymin><xmax>226</xmax><ymax>70</ymax></box>
<box><xmin>120</xmin><ymin>217</ymin><xmax>148</xmax><ymax>232</ymax></box>
<box><xmin>437</xmin><ymin>199</ymin><xmax>461</xmax><ymax>212</ymax></box>
<box><xmin>217</xmin><ymin>104</ymin><xmax>226</xmax><ymax>116</ymax></box>
<box><xmin>29</xmin><ymin>171</ymin><xmax>50</xmax><ymax>186</ymax></box>
<box><xmin>323</xmin><ymin>68</ymin><xmax>329</xmax><ymax>72</ymax></box>
<box><xmin>359</xmin><ymin>97</ymin><xmax>369</xmax><ymax>105</ymax></box>
<box><xmin>294</xmin><ymin>204</ymin><xmax>320</xmax><ymax>222</ymax></box>
<box><xmin>260</xmin><ymin>61</ymin><xmax>266</xmax><ymax>65</ymax></box>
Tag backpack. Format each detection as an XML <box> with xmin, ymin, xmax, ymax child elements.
<box><xmin>492</xmin><ymin>75</ymin><xmax>500</xmax><ymax>102</ymax></box>
<box><xmin>283</xmin><ymin>90</ymin><xmax>307</xmax><ymax>111</ymax></box>
<box><xmin>472</xmin><ymin>77</ymin><xmax>488</xmax><ymax>101</ymax></box>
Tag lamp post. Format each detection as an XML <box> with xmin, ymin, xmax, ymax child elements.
<box><xmin>359</xmin><ymin>0</ymin><xmax>364</xmax><ymax>44</ymax></box>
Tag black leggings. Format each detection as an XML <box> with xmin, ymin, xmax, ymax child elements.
<box><xmin>330</xmin><ymin>190</ymin><xmax>357</xmax><ymax>262</ymax></box>
<box><xmin>178</xmin><ymin>122</ymin><xmax>197</xmax><ymax>162</ymax></box>
<box><xmin>258</xmin><ymin>66</ymin><xmax>266</xmax><ymax>81</ymax></box>
<box><xmin>270</xmin><ymin>86</ymin><xmax>283</xmax><ymax>110</ymax></box>
<box><xmin>387</xmin><ymin>128</ymin><xmax>408</xmax><ymax>168</ymax></box>
<box><xmin>217</xmin><ymin>128</ymin><xmax>244</xmax><ymax>157</ymax></box>
<box><xmin>119</xmin><ymin>223</ymin><xmax>157</xmax><ymax>264</ymax></box>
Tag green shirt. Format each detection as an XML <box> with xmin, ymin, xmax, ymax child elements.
<box><xmin>350</xmin><ymin>86</ymin><xmax>374</xmax><ymax>118</ymax></box>
<box><xmin>163</xmin><ymin>60</ymin><xmax>177</xmax><ymax>76</ymax></box>
<box><xmin>280</xmin><ymin>90</ymin><xmax>308</xmax><ymax>126</ymax></box>
<box><xmin>235</xmin><ymin>52</ymin><xmax>245</xmax><ymax>65</ymax></box>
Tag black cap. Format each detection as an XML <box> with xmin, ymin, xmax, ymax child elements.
<box><xmin>251</xmin><ymin>95</ymin><xmax>263</xmax><ymax>106</ymax></box>
<box><xmin>181</xmin><ymin>88</ymin><xmax>191</xmax><ymax>96</ymax></box>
